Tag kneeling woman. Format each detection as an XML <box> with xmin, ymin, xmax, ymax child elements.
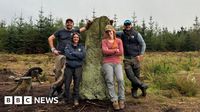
<box><xmin>64</xmin><ymin>32</ymin><xmax>86</xmax><ymax>106</ymax></box>
<box><xmin>102</xmin><ymin>25</ymin><xmax>125</xmax><ymax>110</ymax></box>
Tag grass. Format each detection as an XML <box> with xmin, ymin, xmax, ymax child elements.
<box><xmin>140</xmin><ymin>52</ymin><xmax>200</xmax><ymax>97</ymax></box>
<box><xmin>175</xmin><ymin>74</ymin><xmax>198</xmax><ymax>96</ymax></box>
<box><xmin>0</xmin><ymin>52</ymin><xmax>200</xmax><ymax>97</ymax></box>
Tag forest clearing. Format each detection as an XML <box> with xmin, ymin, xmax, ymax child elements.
<box><xmin>0</xmin><ymin>52</ymin><xmax>200</xmax><ymax>112</ymax></box>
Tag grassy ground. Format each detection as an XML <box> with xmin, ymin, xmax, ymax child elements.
<box><xmin>0</xmin><ymin>52</ymin><xmax>200</xmax><ymax>112</ymax></box>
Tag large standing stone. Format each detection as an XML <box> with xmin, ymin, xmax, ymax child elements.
<box><xmin>80</xmin><ymin>16</ymin><xmax>110</xmax><ymax>100</ymax></box>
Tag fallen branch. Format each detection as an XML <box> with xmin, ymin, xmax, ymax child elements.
<box><xmin>0</xmin><ymin>82</ymin><xmax>15</xmax><ymax>85</ymax></box>
<box><xmin>8</xmin><ymin>77</ymin><xmax>32</xmax><ymax>94</ymax></box>
<box><xmin>78</xmin><ymin>104</ymin><xmax>86</xmax><ymax>112</ymax></box>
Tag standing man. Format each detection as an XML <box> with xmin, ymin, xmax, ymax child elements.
<box><xmin>117</xmin><ymin>20</ymin><xmax>148</xmax><ymax>98</ymax></box>
<box><xmin>48</xmin><ymin>18</ymin><xmax>92</xmax><ymax>97</ymax></box>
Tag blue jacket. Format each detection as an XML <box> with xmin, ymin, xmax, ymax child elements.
<box><xmin>64</xmin><ymin>43</ymin><xmax>86</xmax><ymax>68</ymax></box>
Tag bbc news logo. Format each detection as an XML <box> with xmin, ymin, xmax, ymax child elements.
<box><xmin>4</xmin><ymin>96</ymin><xmax>58</xmax><ymax>105</ymax></box>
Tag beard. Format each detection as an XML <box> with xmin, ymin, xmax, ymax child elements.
<box><xmin>66</xmin><ymin>25</ymin><xmax>73</xmax><ymax>30</ymax></box>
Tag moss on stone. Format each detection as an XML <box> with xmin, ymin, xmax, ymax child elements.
<box><xmin>80</xmin><ymin>16</ymin><xmax>110</xmax><ymax>100</ymax></box>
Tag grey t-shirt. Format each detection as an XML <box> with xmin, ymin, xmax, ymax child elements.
<box><xmin>54</xmin><ymin>28</ymin><xmax>80</xmax><ymax>54</ymax></box>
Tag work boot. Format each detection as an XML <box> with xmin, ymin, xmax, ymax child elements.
<box><xmin>140</xmin><ymin>83</ymin><xmax>148</xmax><ymax>97</ymax></box>
<box><xmin>74</xmin><ymin>99</ymin><xmax>79</xmax><ymax>106</ymax></box>
<box><xmin>112</xmin><ymin>101</ymin><xmax>120</xmax><ymax>110</ymax></box>
<box><xmin>58</xmin><ymin>91</ymin><xmax>65</xmax><ymax>101</ymax></box>
<box><xmin>131</xmin><ymin>88</ymin><xmax>138</xmax><ymax>98</ymax></box>
<box><xmin>119</xmin><ymin>100</ymin><xmax>125</xmax><ymax>109</ymax></box>
<box><xmin>49</xmin><ymin>86</ymin><xmax>56</xmax><ymax>97</ymax></box>
<box><xmin>56</xmin><ymin>87</ymin><xmax>63</xmax><ymax>96</ymax></box>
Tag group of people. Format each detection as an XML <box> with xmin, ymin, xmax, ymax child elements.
<box><xmin>48</xmin><ymin>18</ymin><xmax>148</xmax><ymax>110</ymax></box>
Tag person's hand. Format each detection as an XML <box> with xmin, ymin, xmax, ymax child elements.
<box><xmin>115</xmin><ymin>49</ymin><xmax>120</xmax><ymax>53</ymax></box>
<box><xmin>136</xmin><ymin>55</ymin><xmax>144</xmax><ymax>62</ymax></box>
<box><xmin>85</xmin><ymin>20</ymin><xmax>93</xmax><ymax>30</ymax></box>
<box><xmin>53</xmin><ymin>49</ymin><xmax>60</xmax><ymax>55</ymax></box>
<box><xmin>51</xmin><ymin>48</ymin><xmax>60</xmax><ymax>55</ymax></box>
<box><xmin>109</xmin><ymin>20</ymin><xmax>114</xmax><ymax>25</ymax></box>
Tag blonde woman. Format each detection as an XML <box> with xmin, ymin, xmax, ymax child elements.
<box><xmin>102</xmin><ymin>25</ymin><xmax>125</xmax><ymax>110</ymax></box>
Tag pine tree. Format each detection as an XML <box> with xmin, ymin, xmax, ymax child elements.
<box><xmin>193</xmin><ymin>16</ymin><xmax>200</xmax><ymax>30</ymax></box>
<box><xmin>132</xmin><ymin>12</ymin><xmax>137</xmax><ymax>27</ymax></box>
<box><xmin>0</xmin><ymin>20</ymin><xmax>6</xmax><ymax>28</ymax></box>
<box><xmin>141</xmin><ymin>19</ymin><xmax>146</xmax><ymax>37</ymax></box>
<box><xmin>113</xmin><ymin>14</ymin><xmax>117</xmax><ymax>28</ymax></box>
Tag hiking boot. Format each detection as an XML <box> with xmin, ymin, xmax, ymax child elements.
<box><xmin>119</xmin><ymin>100</ymin><xmax>125</xmax><ymax>109</ymax></box>
<box><xmin>58</xmin><ymin>92</ymin><xmax>65</xmax><ymax>101</ymax></box>
<box><xmin>131</xmin><ymin>88</ymin><xmax>138</xmax><ymax>98</ymax></box>
<box><xmin>112</xmin><ymin>101</ymin><xmax>120</xmax><ymax>110</ymax></box>
<box><xmin>141</xmin><ymin>83</ymin><xmax>148</xmax><ymax>97</ymax></box>
<box><xmin>74</xmin><ymin>99</ymin><xmax>79</xmax><ymax>106</ymax></box>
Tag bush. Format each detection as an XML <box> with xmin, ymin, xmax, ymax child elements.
<box><xmin>149</xmin><ymin>72</ymin><xmax>199</xmax><ymax>97</ymax></box>
<box><xmin>149</xmin><ymin>73</ymin><xmax>177</xmax><ymax>90</ymax></box>
<box><xmin>143</xmin><ymin>58</ymin><xmax>177</xmax><ymax>76</ymax></box>
<box><xmin>175</xmin><ymin>75</ymin><xmax>198</xmax><ymax>97</ymax></box>
<box><xmin>150</xmin><ymin>62</ymin><xmax>175</xmax><ymax>75</ymax></box>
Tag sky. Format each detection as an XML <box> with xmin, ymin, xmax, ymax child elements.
<box><xmin>0</xmin><ymin>0</ymin><xmax>200</xmax><ymax>31</ymax></box>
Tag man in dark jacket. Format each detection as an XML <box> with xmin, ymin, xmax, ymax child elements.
<box><xmin>64</xmin><ymin>32</ymin><xmax>86</xmax><ymax>106</ymax></box>
<box><xmin>117</xmin><ymin>20</ymin><xmax>148</xmax><ymax>98</ymax></box>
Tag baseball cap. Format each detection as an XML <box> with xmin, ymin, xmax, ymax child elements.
<box><xmin>66</xmin><ymin>18</ymin><xmax>74</xmax><ymax>23</ymax></box>
<box><xmin>105</xmin><ymin>25</ymin><xmax>115</xmax><ymax>32</ymax></box>
<box><xmin>124</xmin><ymin>20</ymin><xmax>132</xmax><ymax>26</ymax></box>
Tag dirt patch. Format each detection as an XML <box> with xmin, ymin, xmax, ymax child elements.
<box><xmin>1</xmin><ymin>82</ymin><xmax>200</xmax><ymax>112</ymax></box>
<box><xmin>0</xmin><ymin>55</ymin><xmax>17</xmax><ymax>62</ymax></box>
<box><xmin>0</xmin><ymin>68</ymin><xmax>17</xmax><ymax>82</ymax></box>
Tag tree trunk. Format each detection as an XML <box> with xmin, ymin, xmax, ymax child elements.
<box><xmin>80</xmin><ymin>16</ymin><xmax>110</xmax><ymax>100</ymax></box>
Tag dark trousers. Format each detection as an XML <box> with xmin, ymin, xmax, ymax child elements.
<box><xmin>64</xmin><ymin>66</ymin><xmax>83</xmax><ymax>101</ymax></box>
<box><xmin>124</xmin><ymin>58</ymin><xmax>142</xmax><ymax>90</ymax></box>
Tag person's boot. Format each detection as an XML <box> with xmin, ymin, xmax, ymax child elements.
<box><xmin>131</xmin><ymin>88</ymin><xmax>138</xmax><ymax>98</ymax></box>
<box><xmin>58</xmin><ymin>91</ymin><xmax>65</xmax><ymax>101</ymax></box>
<box><xmin>119</xmin><ymin>100</ymin><xmax>125</xmax><ymax>109</ymax></box>
<box><xmin>112</xmin><ymin>101</ymin><xmax>120</xmax><ymax>110</ymax></box>
<box><xmin>74</xmin><ymin>99</ymin><xmax>79</xmax><ymax>106</ymax></box>
<box><xmin>49</xmin><ymin>86</ymin><xmax>56</xmax><ymax>97</ymax></box>
<box><xmin>56</xmin><ymin>87</ymin><xmax>63</xmax><ymax>96</ymax></box>
<box><xmin>140</xmin><ymin>83</ymin><xmax>148</xmax><ymax>97</ymax></box>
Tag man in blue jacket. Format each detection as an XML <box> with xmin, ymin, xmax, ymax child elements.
<box><xmin>64</xmin><ymin>32</ymin><xmax>86</xmax><ymax>106</ymax></box>
<box><xmin>117</xmin><ymin>20</ymin><xmax>148</xmax><ymax>98</ymax></box>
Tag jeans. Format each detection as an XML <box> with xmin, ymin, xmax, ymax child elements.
<box><xmin>64</xmin><ymin>66</ymin><xmax>83</xmax><ymax>101</ymax></box>
<box><xmin>102</xmin><ymin>63</ymin><xmax>125</xmax><ymax>102</ymax></box>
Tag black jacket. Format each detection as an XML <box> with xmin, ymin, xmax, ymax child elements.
<box><xmin>118</xmin><ymin>28</ymin><xmax>140</xmax><ymax>57</ymax></box>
